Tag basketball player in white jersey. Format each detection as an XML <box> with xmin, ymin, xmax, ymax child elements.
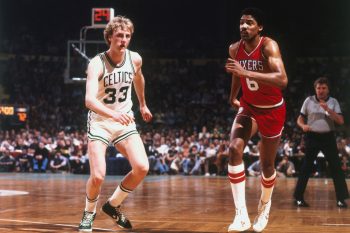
<box><xmin>78</xmin><ymin>16</ymin><xmax>152</xmax><ymax>232</ymax></box>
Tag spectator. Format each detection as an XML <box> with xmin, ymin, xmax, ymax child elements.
<box><xmin>49</xmin><ymin>151</ymin><xmax>68</xmax><ymax>173</ymax></box>
<box><xmin>203</xmin><ymin>142</ymin><xmax>217</xmax><ymax>176</ymax></box>
<box><xmin>170</xmin><ymin>151</ymin><xmax>184</xmax><ymax>174</ymax></box>
<box><xmin>247</xmin><ymin>160</ymin><xmax>261</xmax><ymax>177</ymax></box>
<box><xmin>0</xmin><ymin>148</ymin><xmax>16</xmax><ymax>172</ymax></box>
<box><xmin>276</xmin><ymin>156</ymin><xmax>296</xmax><ymax>177</ymax></box>
<box><xmin>340</xmin><ymin>155</ymin><xmax>350</xmax><ymax>178</ymax></box>
<box><xmin>165</xmin><ymin>143</ymin><xmax>178</xmax><ymax>172</ymax></box>
<box><xmin>16</xmin><ymin>147</ymin><xmax>32</xmax><ymax>172</ymax></box>
<box><xmin>33</xmin><ymin>141</ymin><xmax>49</xmax><ymax>172</ymax></box>
<box><xmin>183</xmin><ymin>145</ymin><xmax>201</xmax><ymax>175</ymax></box>
<box><xmin>215</xmin><ymin>142</ymin><xmax>229</xmax><ymax>176</ymax></box>
<box><xmin>69</xmin><ymin>148</ymin><xmax>89</xmax><ymax>174</ymax></box>
<box><xmin>337</xmin><ymin>138</ymin><xmax>350</xmax><ymax>157</ymax></box>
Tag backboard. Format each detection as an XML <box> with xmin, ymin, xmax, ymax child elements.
<box><xmin>65</xmin><ymin>40</ymin><xmax>107</xmax><ymax>83</ymax></box>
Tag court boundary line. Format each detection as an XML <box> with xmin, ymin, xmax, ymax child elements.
<box><xmin>0</xmin><ymin>218</ymin><xmax>119</xmax><ymax>232</ymax></box>
<box><xmin>322</xmin><ymin>223</ymin><xmax>350</xmax><ymax>227</ymax></box>
<box><xmin>0</xmin><ymin>217</ymin><xmax>229</xmax><ymax>225</ymax></box>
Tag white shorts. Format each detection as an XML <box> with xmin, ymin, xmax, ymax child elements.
<box><xmin>87</xmin><ymin>111</ymin><xmax>139</xmax><ymax>146</ymax></box>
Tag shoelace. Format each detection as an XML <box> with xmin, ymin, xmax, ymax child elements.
<box><xmin>257</xmin><ymin>202</ymin><xmax>269</xmax><ymax>218</ymax></box>
<box><xmin>233</xmin><ymin>208</ymin><xmax>249</xmax><ymax>226</ymax></box>
<box><xmin>113</xmin><ymin>206</ymin><xmax>126</xmax><ymax>222</ymax></box>
<box><xmin>235</xmin><ymin>208</ymin><xmax>242</xmax><ymax>216</ymax></box>
<box><xmin>120</xmin><ymin>214</ymin><xmax>126</xmax><ymax>222</ymax></box>
<box><xmin>81</xmin><ymin>213</ymin><xmax>94</xmax><ymax>226</ymax></box>
<box><xmin>258</xmin><ymin>204</ymin><xmax>265</xmax><ymax>214</ymax></box>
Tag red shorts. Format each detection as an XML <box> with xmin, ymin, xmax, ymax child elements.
<box><xmin>236</xmin><ymin>98</ymin><xmax>286</xmax><ymax>138</ymax></box>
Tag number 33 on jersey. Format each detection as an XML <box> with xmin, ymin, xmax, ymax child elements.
<box><xmin>97</xmin><ymin>49</ymin><xmax>136</xmax><ymax>113</ymax></box>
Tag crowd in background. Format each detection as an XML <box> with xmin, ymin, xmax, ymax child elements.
<box><xmin>1</xmin><ymin>125</ymin><xmax>350</xmax><ymax>177</ymax></box>
<box><xmin>1</xmin><ymin>35</ymin><xmax>350</xmax><ymax>178</ymax></box>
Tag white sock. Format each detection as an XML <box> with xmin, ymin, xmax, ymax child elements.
<box><xmin>109</xmin><ymin>183</ymin><xmax>132</xmax><ymax>207</ymax></box>
<box><xmin>260</xmin><ymin>170</ymin><xmax>276</xmax><ymax>203</ymax></box>
<box><xmin>85</xmin><ymin>195</ymin><xmax>99</xmax><ymax>213</ymax></box>
<box><xmin>228</xmin><ymin>163</ymin><xmax>247</xmax><ymax>210</ymax></box>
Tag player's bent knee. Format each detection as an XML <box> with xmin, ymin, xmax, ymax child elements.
<box><xmin>91</xmin><ymin>174</ymin><xmax>105</xmax><ymax>186</ymax></box>
<box><xmin>134</xmin><ymin>164</ymin><xmax>149</xmax><ymax>177</ymax></box>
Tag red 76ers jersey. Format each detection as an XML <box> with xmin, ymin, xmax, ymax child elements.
<box><xmin>235</xmin><ymin>37</ymin><xmax>283</xmax><ymax>107</ymax></box>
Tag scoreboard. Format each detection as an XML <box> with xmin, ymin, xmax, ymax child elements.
<box><xmin>92</xmin><ymin>8</ymin><xmax>114</xmax><ymax>27</ymax></box>
<box><xmin>0</xmin><ymin>105</ymin><xmax>28</xmax><ymax>129</ymax></box>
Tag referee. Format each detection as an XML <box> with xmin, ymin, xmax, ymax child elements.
<box><xmin>293</xmin><ymin>77</ymin><xmax>349</xmax><ymax>208</ymax></box>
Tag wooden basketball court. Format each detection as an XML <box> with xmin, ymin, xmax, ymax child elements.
<box><xmin>0</xmin><ymin>173</ymin><xmax>349</xmax><ymax>233</ymax></box>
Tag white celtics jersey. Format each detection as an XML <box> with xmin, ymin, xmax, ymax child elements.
<box><xmin>95</xmin><ymin>49</ymin><xmax>136</xmax><ymax>116</ymax></box>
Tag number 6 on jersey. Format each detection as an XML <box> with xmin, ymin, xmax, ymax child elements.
<box><xmin>246</xmin><ymin>78</ymin><xmax>259</xmax><ymax>91</ymax></box>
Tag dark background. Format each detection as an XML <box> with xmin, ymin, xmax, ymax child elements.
<box><xmin>1</xmin><ymin>0</ymin><xmax>349</xmax><ymax>56</ymax></box>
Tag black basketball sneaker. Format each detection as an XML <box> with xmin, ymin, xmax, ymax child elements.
<box><xmin>101</xmin><ymin>201</ymin><xmax>132</xmax><ymax>229</ymax></box>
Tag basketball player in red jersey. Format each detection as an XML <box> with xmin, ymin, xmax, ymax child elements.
<box><xmin>225</xmin><ymin>8</ymin><xmax>288</xmax><ymax>232</ymax></box>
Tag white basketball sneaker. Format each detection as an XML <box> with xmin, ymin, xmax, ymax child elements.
<box><xmin>228</xmin><ymin>207</ymin><xmax>251</xmax><ymax>232</ymax></box>
<box><xmin>252</xmin><ymin>200</ymin><xmax>271</xmax><ymax>232</ymax></box>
